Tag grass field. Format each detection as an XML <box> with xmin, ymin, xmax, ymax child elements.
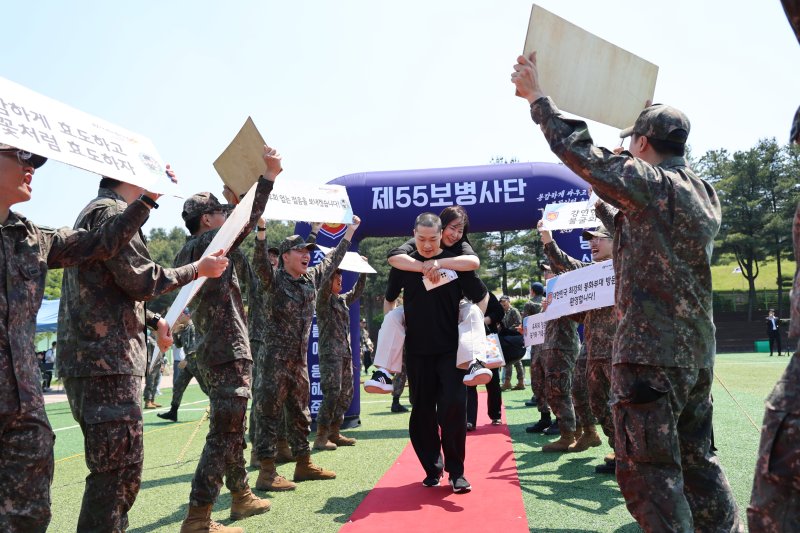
<box><xmin>48</xmin><ymin>352</ymin><xmax>788</xmax><ymax>532</ymax></box>
<box><xmin>711</xmin><ymin>258</ymin><xmax>794</xmax><ymax>291</ymax></box>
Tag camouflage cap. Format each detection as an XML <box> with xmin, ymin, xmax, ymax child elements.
<box><xmin>582</xmin><ymin>225</ymin><xmax>612</xmax><ymax>240</ymax></box>
<box><xmin>279</xmin><ymin>235</ymin><xmax>317</xmax><ymax>255</ymax></box>
<box><xmin>181</xmin><ymin>192</ymin><xmax>226</xmax><ymax>221</ymax></box>
<box><xmin>619</xmin><ymin>104</ymin><xmax>690</xmax><ymax>144</ymax></box>
<box><xmin>0</xmin><ymin>143</ymin><xmax>47</xmax><ymax>169</ymax></box>
<box><xmin>267</xmin><ymin>246</ymin><xmax>280</xmax><ymax>255</ymax></box>
<box><xmin>499</xmin><ymin>295</ymin><xmax>510</xmax><ymax>302</ymax></box>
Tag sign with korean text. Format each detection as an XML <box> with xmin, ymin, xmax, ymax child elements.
<box><xmin>0</xmin><ymin>77</ymin><xmax>178</xmax><ymax>194</ymax></box>
<box><xmin>523</xmin><ymin>314</ymin><xmax>546</xmax><ymax>346</ymax></box>
<box><xmin>541</xmin><ymin>200</ymin><xmax>598</xmax><ymax>231</ymax></box>
<box><xmin>315</xmin><ymin>245</ymin><xmax>377</xmax><ymax>274</ymax></box>
<box><xmin>543</xmin><ymin>260</ymin><xmax>615</xmax><ymax>321</ymax></box>
<box><xmin>150</xmin><ymin>180</ymin><xmax>262</xmax><ymax>372</ymax></box>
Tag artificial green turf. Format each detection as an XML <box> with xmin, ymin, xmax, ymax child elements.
<box><xmin>48</xmin><ymin>353</ymin><xmax>787</xmax><ymax>532</ymax></box>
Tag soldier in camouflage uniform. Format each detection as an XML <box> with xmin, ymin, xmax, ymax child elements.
<box><xmin>537</xmin><ymin>262</ymin><xmax>580</xmax><ymax>452</ymax></box>
<box><xmin>748</xmin><ymin>8</ymin><xmax>800</xmax><ymax>526</ymax></box>
<box><xmin>513</xmin><ymin>54</ymin><xmax>742</xmax><ymax>531</ymax></box>
<box><xmin>0</xmin><ymin>144</ymin><xmax>156</xmax><ymax>532</ymax></box>
<box><xmin>58</xmin><ymin>170</ymin><xmax>229</xmax><ymax>533</ymax></box>
<box><xmin>251</xmin><ymin>216</ymin><xmax>360</xmax><ymax>491</ymax></box>
<box><xmin>158</xmin><ymin>315</ymin><xmax>209</xmax><ymax>422</ymax></box>
<box><xmin>174</xmin><ymin>147</ymin><xmax>280</xmax><ymax>533</ymax></box>
<box><xmin>525</xmin><ymin>281</ymin><xmax>554</xmax><ymax>433</ymax></box>
<box><xmin>313</xmin><ymin>269</ymin><xmax>367</xmax><ymax>450</ymax></box>
<box><xmin>143</xmin><ymin>331</ymin><xmax>164</xmax><ymax>409</ymax></box>
<box><xmin>539</xmin><ymin>218</ymin><xmax>617</xmax><ymax>469</ymax></box>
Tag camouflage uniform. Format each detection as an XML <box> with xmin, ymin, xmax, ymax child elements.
<box><xmin>58</xmin><ymin>188</ymin><xmax>196</xmax><ymax>532</ymax></box>
<box><xmin>169</xmin><ymin>323</ymin><xmax>209</xmax><ymax>410</ymax></box>
<box><xmin>524</xmin><ymin>296</ymin><xmax>549</xmax><ymax>415</ymax></box>
<box><xmin>544</xmin><ymin>234</ymin><xmax>617</xmax><ymax>443</ymax></box>
<box><xmin>501</xmin><ymin>306</ymin><xmax>524</xmax><ymax>384</ymax></box>
<box><xmin>531</xmin><ymin>98</ymin><xmax>742</xmax><ymax>531</ymax></box>
<box><xmin>173</xmin><ymin>178</ymin><xmax>273</xmax><ymax>507</ymax></box>
<box><xmin>748</xmin><ymin>198</ymin><xmax>800</xmax><ymax>530</ymax></box>
<box><xmin>0</xmin><ymin>201</ymin><xmax>150</xmax><ymax>533</ymax></box>
<box><xmin>143</xmin><ymin>339</ymin><xmax>164</xmax><ymax>404</ymax></box>
<box><xmin>251</xmin><ymin>234</ymin><xmax>350</xmax><ymax>459</ymax></box>
<box><xmin>316</xmin><ymin>273</ymin><xmax>367</xmax><ymax>428</ymax></box>
<box><xmin>541</xmin><ymin>315</ymin><xmax>580</xmax><ymax>432</ymax></box>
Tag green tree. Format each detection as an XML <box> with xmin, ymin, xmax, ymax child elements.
<box><xmin>44</xmin><ymin>268</ymin><xmax>62</xmax><ymax>299</ymax></box>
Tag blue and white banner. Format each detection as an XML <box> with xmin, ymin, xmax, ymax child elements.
<box><xmin>544</xmin><ymin>260</ymin><xmax>615</xmax><ymax>320</ymax></box>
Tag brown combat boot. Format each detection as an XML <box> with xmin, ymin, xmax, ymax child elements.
<box><xmin>275</xmin><ymin>439</ymin><xmax>295</xmax><ymax>463</ymax></box>
<box><xmin>312</xmin><ymin>426</ymin><xmax>337</xmax><ymax>451</ymax></box>
<box><xmin>255</xmin><ymin>458</ymin><xmax>296</xmax><ymax>491</ymax></box>
<box><xmin>293</xmin><ymin>454</ymin><xmax>336</xmax><ymax>481</ymax></box>
<box><xmin>329</xmin><ymin>423</ymin><xmax>356</xmax><ymax>446</ymax></box>
<box><xmin>568</xmin><ymin>424</ymin><xmax>602</xmax><ymax>452</ymax></box>
<box><xmin>500</xmin><ymin>377</ymin><xmax>512</xmax><ymax>391</ymax></box>
<box><xmin>541</xmin><ymin>431</ymin><xmax>577</xmax><ymax>453</ymax></box>
<box><xmin>144</xmin><ymin>400</ymin><xmax>161</xmax><ymax>409</ymax></box>
<box><xmin>180</xmin><ymin>504</ymin><xmax>243</xmax><ymax>533</ymax></box>
<box><xmin>512</xmin><ymin>379</ymin><xmax>526</xmax><ymax>390</ymax></box>
<box><xmin>574</xmin><ymin>425</ymin><xmax>583</xmax><ymax>441</ymax></box>
<box><xmin>230</xmin><ymin>487</ymin><xmax>270</xmax><ymax>520</ymax></box>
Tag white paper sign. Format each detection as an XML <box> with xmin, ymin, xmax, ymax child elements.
<box><xmin>541</xmin><ymin>200</ymin><xmax>599</xmax><ymax>231</ymax></box>
<box><xmin>523</xmin><ymin>314</ymin><xmax>546</xmax><ymax>346</ymax></box>
<box><xmin>0</xmin><ymin>77</ymin><xmax>179</xmax><ymax>194</ymax></box>
<box><xmin>150</xmin><ymin>180</ymin><xmax>261</xmax><ymax>372</ymax></box>
<box><xmin>265</xmin><ymin>181</ymin><xmax>354</xmax><ymax>224</ymax></box>
<box><xmin>422</xmin><ymin>268</ymin><xmax>458</xmax><ymax>291</ymax></box>
<box><xmin>543</xmin><ymin>260</ymin><xmax>615</xmax><ymax>321</ymax></box>
<box><xmin>315</xmin><ymin>245</ymin><xmax>376</xmax><ymax>274</ymax></box>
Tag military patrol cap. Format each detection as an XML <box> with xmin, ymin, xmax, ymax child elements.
<box><xmin>582</xmin><ymin>225</ymin><xmax>612</xmax><ymax>240</ymax></box>
<box><xmin>279</xmin><ymin>235</ymin><xmax>317</xmax><ymax>255</ymax></box>
<box><xmin>619</xmin><ymin>104</ymin><xmax>690</xmax><ymax>144</ymax></box>
<box><xmin>267</xmin><ymin>246</ymin><xmax>280</xmax><ymax>255</ymax></box>
<box><xmin>499</xmin><ymin>295</ymin><xmax>510</xmax><ymax>302</ymax></box>
<box><xmin>0</xmin><ymin>143</ymin><xmax>47</xmax><ymax>169</ymax></box>
<box><xmin>531</xmin><ymin>282</ymin><xmax>545</xmax><ymax>296</ymax></box>
<box><xmin>181</xmin><ymin>192</ymin><xmax>229</xmax><ymax>221</ymax></box>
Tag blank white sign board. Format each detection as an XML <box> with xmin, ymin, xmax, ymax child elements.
<box><xmin>523</xmin><ymin>4</ymin><xmax>658</xmax><ymax>129</ymax></box>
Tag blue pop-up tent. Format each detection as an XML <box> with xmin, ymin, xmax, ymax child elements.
<box><xmin>36</xmin><ymin>298</ymin><xmax>60</xmax><ymax>333</ymax></box>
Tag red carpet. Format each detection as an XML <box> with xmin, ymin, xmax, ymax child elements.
<box><xmin>340</xmin><ymin>392</ymin><xmax>528</xmax><ymax>533</ymax></box>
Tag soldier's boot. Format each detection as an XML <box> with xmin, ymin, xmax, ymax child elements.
<box><xmin>573</xmin><ymin>425</ymin><xmax>583</xmax><ymax>441</ymax></box>
<box><xmin>293</xmin><ymin>454</ymin><xmax>336</xmax><ymax>481</ymax></box>
<box><xmin>525</xmin><ymin>411</ymin><xmax>552</xmax><ymax>433</ymax></box>
<box><xmin>541</xmin><ymin>431</ymin><xmax>577</xmax><ymax>453</ymax></box>
<box><xmin>157</xmin><ymin>405</ymin><xmax>178</xmax><ymax>422</ymax></box>
<box><xmin>512</xmin><ymin>378</ymin><xmax>526</xmax><ymax>390</ymax></box>
<box><xmin>180</xmin><ymin>504</ymin><xmax>243</xmax><ymax>533</ymax></box>
<box><xmin>312</xmin><ymin>427</ymin><xmax>338</xmax><ymax>451</ymax></box>
<box><xmin>144</xmin><ymin>400</ymin><xmax>159</xmax><ymax>409</ymax></box>
<box><xmin>275</xmin><ymin>439</ymin><xmax>296</xmax><ymax>463</ymax></box>
<box><xmin>255</xmin><ymin>458</ymin><xmax>297</xmax><ymax>491</ymax></box>
<box><xmin>604</xmin><ymin>451</ymin><xmax>616</xmax><ymax>464</ymax></box>
<box><xmin>500</xmin><ymin>377</ymin><xmax>512</xmax><ymax>391</ymax></box>
<box><xmin>329</xmin><ymin>423</ymin><xmax>356</xmax><ymax>446</ymax></box>
<box><xmin>230</xmin><ymin>487</ymin><xmax>271</xmax><ymax>521</ymax></box>
<box><xmin>568</xmin><ymin>424</ymin><xmax>602</xmax><ymax>452</ymax></box>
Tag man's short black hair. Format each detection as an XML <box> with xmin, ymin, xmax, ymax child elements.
<box><xmin>99</xmin><ymin>176</ymin><xmax>123</xmax><ymax>190</ymax></box>
<box><xmin>643</xmin><ymin>136</ymin><xmax>685</xmax><ymax>157</ymax></box>
<box><xmin>414</xmin><ymin>212</ymin><xmax>442</xmax><ymax>232</ymax></box>
<box><xmin>185</xmin><ymin>215</ymin><xmax>201</xmax><ymax>235</ymax></box>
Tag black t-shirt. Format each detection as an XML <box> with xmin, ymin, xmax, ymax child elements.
<box><xmin>385</xmin><ymin>249</ymin><xmax>478</xmax><ymax>356</ymax></box>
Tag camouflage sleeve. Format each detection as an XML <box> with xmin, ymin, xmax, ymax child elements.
<box><xmin>306</xmin><ymin>232</ymin><xmax>318</xmax><ymax>245</ymax></box>
<box><xmin>531</xmin><ymin>97</ymin><xmax>661</xmax><ymax>213</ymax></box>
<box><xmin>230</xmin><ymin>177</ymin><xmax>274</xmax><ymax>254</ymax></box>
<box><xmin>790</xmin><ymin>199</ymin><xmax>800</xmax><ymax>339</ymax></box>
<box><xmin>595</xmin><ymin>200</ymin><xmax>618</xmax><ymax>232</ymax></box>
<box><xmin>310</xmin><ymin>237</ymin><xmax>351</xmax><ymax>288</ymax></box>
<box><xmin>252</xmin><ymin>237</ymin><xmax>275</xmax><ymax>291</ymax></box>
<box><xmin>42</xmin><ymin>199</ymin><xmax>151</xmax><ymax>269</ymax></box>
<box><xmin>343</xmin><ymin>273</ymin><xmax>367</xmax><ymax>306</ymax></box>
<box><xmin>543</xmin><ymin>240</ymin><xmax>586</xmax><ymax>274</ymax></box>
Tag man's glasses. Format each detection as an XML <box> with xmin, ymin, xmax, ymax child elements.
<box><xmin>0</xmin><ymin>149</ymin><xmax>35</xmax><ymax>167</ymax></box>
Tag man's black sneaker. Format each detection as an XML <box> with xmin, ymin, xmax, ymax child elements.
<box><xmin>543</xmin><ymin>419</ymin><xmax>560</xmax><ymax>435</ymax></box>
<box><xmin>524</xmin><ymin>397</ymin><xmax>538</xmax><ymax>407</ymax></box>
<box><xmin>422</xmin><ymin>471</ymin><xmax>443</xmax><ymax>487</ymax></box>
<box><xmin>462</xmin><ymin>360</ymin><xmax>492</xmax><ymax>386</ymax></box>
<box><xmin>449</xmin><ymin>476</ymin><xmax>471</xmax><ymax>494</ymax></box>
<box><xmin>525</xmin><ymin>415</ymin><xmax>552</xmax><ymax>433</ymax></box>
<box><xmin>364</xmin><ymin>370</ymin><xmax>393</xmax><ymax>394</ymax></box>
<box><xmin>595</xmin><ymin>461</ymin><xmax>616</xmax><ymax>474</ymax></box>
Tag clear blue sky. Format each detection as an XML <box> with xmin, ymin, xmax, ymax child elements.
<box><xmin>4</xmin><ymin>0</ymin><xmax>798</xmax><ymax>231</ymax></box>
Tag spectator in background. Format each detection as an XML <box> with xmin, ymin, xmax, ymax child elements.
<box><xmin>360</xmin><ymin>318</ymin><xmax>374</xmax><ymax>374</ymax></box>
<box><xmin>766</xmin><ymin>309</ymin><xmax>787</xmax><ymax>357</ymax></box>
<box><xmin>42</xmin><ymin>341</ymin><xmax>56</xmax><ymax>391</ymax></box>
<box><xmin>499</xmin><ymin>295</ymin><xmax>525</xmax><ymax>391</ymax></box>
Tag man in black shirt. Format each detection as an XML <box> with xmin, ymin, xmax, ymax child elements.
<box><xmin>384</xmin><ymin>212</ymin><xmax>481</xmax><ymax>494</ymax></box>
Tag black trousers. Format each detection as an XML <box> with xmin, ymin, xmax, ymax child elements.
<box><xmin>466</xmin><ymin>368</ymin><xmax>501</xmax><ymax>425</ymax></box>
<box><xmin>768</xmin><ymin>330</ymin><xmax>782</xmax><ymax>355</ymax></box>
<box><xmin>406</xmin><ymin>351</ymin><xmax>467</xmax><ymax>479</ymax></box>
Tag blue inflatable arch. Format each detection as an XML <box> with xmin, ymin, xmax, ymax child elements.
<box><xmin>298</xmin><ymin>162</ymin><xmax>590</xmax><ymax>426</ymax></box>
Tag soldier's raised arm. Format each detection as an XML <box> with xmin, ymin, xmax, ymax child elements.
<box><xmin>310</xmin><ymin>215</ymin><xmax>361</xmax><ymax>287</ymax></box>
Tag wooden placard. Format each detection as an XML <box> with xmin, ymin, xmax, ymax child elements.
<box><xmin>213</xmin><ymin>116</ymin><xmax>267</xmax><ymax>197</ymax></box>
<box><xmin>523</xmin><ymin>4</ymin><xmax>658</xmax><ymax>129</ymax></box>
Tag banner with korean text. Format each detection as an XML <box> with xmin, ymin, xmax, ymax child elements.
<box><xmin>541</xmin><ymin>200</ymin><xmax>599</xmax><ymax>231</ymax></box>
<box><xmin>0</xmin><ymin>77</ymin><xmax>179</xmax><ymax>194</ymax></box>
<box><xmin>543</xmin><ymin>260</ymin><xmax>615</xmax><ymax>320</ymax></box>
<box><xmin>523</xmin><ymin>314</ymin><xmax>547</xmax><ymax>346</ymax></box>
